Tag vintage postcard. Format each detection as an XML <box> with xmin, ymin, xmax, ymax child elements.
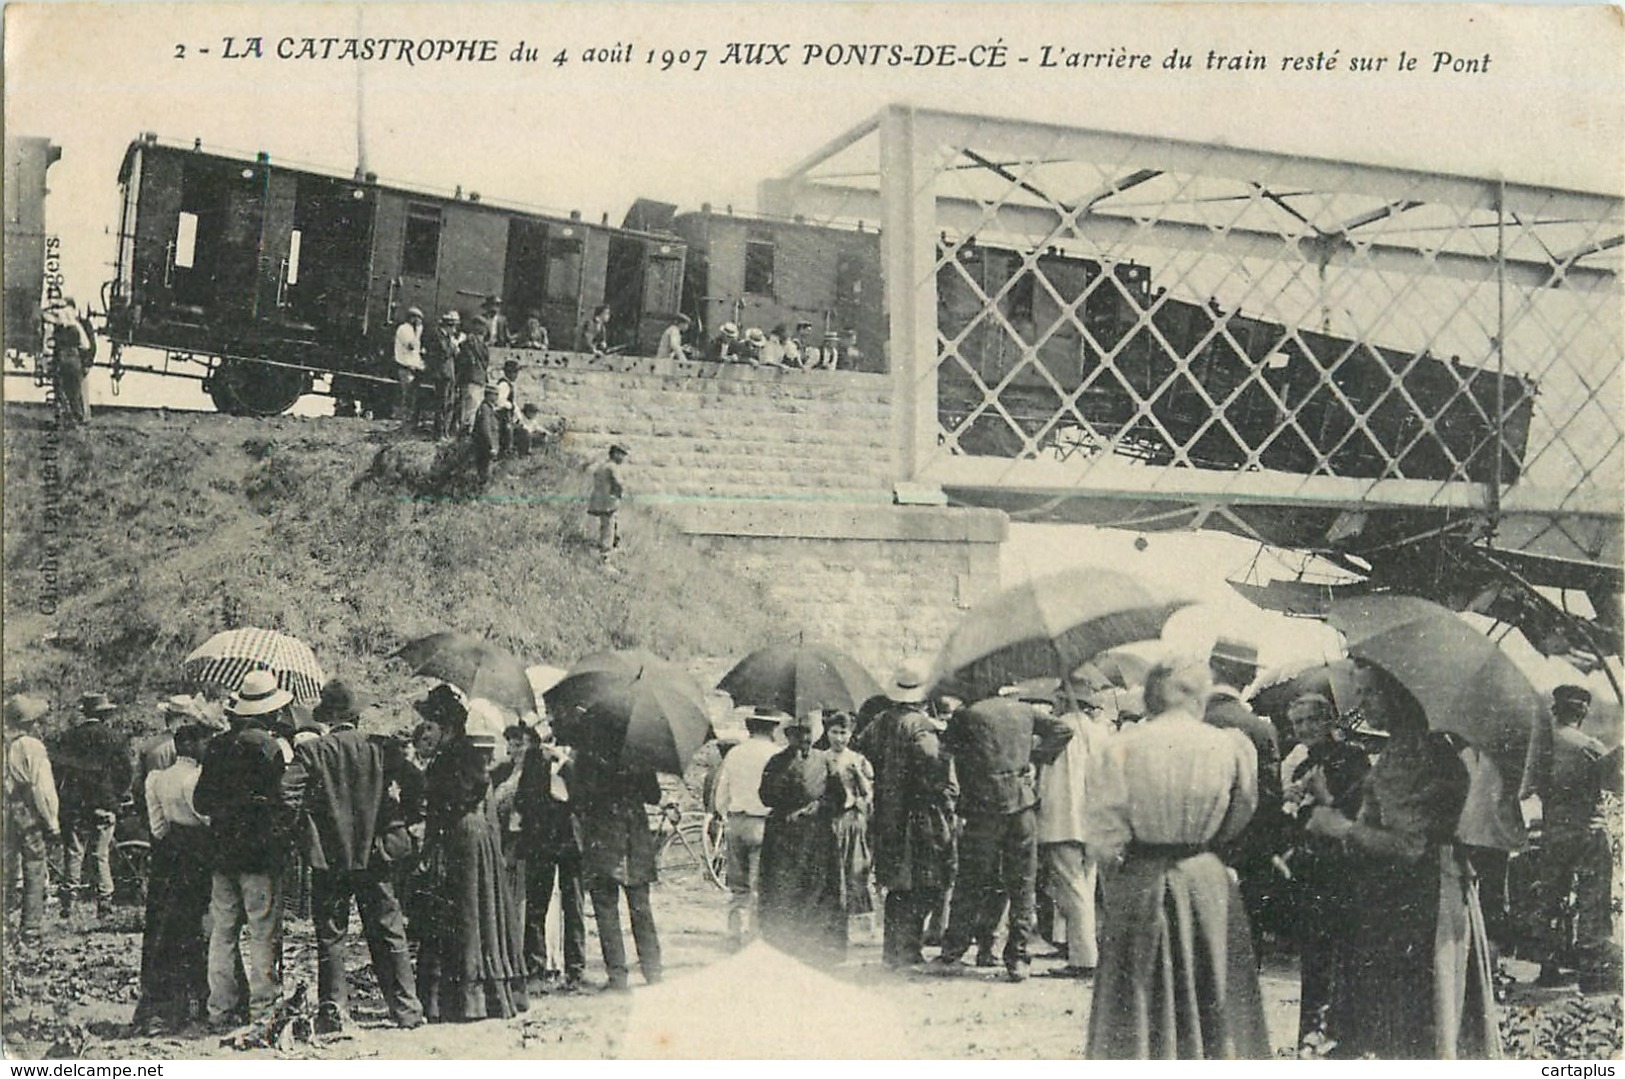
<box><xmin>3</xmin><ymin>0</ymin><xmax>1621</xmax><ymax>1064</ymax></box>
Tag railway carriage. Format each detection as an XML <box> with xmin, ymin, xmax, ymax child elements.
<box><xmin>105</xmin><ymin>134</ymin><xmax>686</xmax><ymax>415</ymax></box>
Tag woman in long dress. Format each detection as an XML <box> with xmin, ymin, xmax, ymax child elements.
<box><xmin>1304</xmin><ymin>664</ymin><xmax>1501</xmax><ymax>1059</ymax></box>
<box><xmin>415</xmin><ymin>686</ymin><xmax>530</xmax><ymax>1022</ymax></box>
<box><xmin>1083</xmin><ymin>658</ymin><xmax>1271</xmax><ymax>1059</ymax></box>
<box><xmin>757</xmin><ymin>713</ymin><xmax>847</xmax><ymax>966</ymax></box>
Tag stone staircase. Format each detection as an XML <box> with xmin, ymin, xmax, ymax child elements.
<box><xmin>508</xmin><ymin>353</ymin><xmax>895</xmax><ymax>504</ymax></box>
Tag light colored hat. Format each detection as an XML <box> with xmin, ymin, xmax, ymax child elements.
<box><xmin>744</xmin><ymin>327</ymin><xmax>767</xmax><ymax>345</ymax></box>
<box><xmin>745</xmin><ymin>707</ymin><xmax>791</xmax><ymax>725</ymax></box>
<box><xmin>441</xmin><ymin>310</ymin><xmax>462</xmax><ymax>324</ymax></box>
<box><xmin>227</xmin><ymin>670</ymin><xmax>295</xmax><ymax>717</ymax></box>
<box><xmin>1000</xmin><ymin>677</ymin><xmax>1060</xmax><ymax>705</ymax></box>
<box><xmin>886</xmin><ymin>659</ymin><xmax>931</xmax><ymax>704</ymax></box>
<box><xmin>405</xmin><ymin>307</ymin><xmax>424</xmax><ymax>321</ymax></box>
<box><xmin>720</xmin><ymin>322</ymin><xmax>739</xmax><ymax>338</ymax></box>
<box><xmin>5</xmin><ymin>695</ymin><xmax>49</xmax><ymax>727</ymax></box>
<box><xmin>160</xmin><ymin>694</ymin><xmax>204</xmax><ymax>720</ymax></box>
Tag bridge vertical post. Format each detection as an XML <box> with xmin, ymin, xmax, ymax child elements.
<box><xmin>880</xmin><ymin>105</ymin><xmax>939</xmax><ymax>484</ymax></box>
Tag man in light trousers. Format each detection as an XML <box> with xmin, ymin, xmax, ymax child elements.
<box><xmin>709</xmin><ymin>709</ymin><xmax>786</xmax><ymax>946</ymax></box>
<box><xmin>1036</xmin><ymin>687</ymin><xmax>1115</xmax><ymax>977</ymax></box>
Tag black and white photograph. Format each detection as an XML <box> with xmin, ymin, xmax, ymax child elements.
<box><xmin>2</xmin><ymin>0</ymin><xmax>1621</xmax><ymax>1062</ymax></box>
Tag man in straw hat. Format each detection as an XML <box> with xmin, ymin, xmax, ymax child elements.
<box><xmin>194</xmin><ymin>670</ymin><xmax>295</xmax><ymax>1028</ymax></box>
<box><xmin>4</xmin><ymin>695</ymin><xmax>60</xmax><ymax>940</ymax></box>
<box><xmin>854</xmin><ymin>658</ymin><xmax>957</xmax><ymax>969</ymax></box>
<box><xmin>55</xmin><ymin>692</ymin><xmax>131</xmax><ymax>919</ymax></box>
<box><xmin>710</xmin><ymin>706</ymin><xmax>788</xmax><ymax>948</ymax></box>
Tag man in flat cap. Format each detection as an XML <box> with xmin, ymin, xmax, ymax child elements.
<box><xmin>455</xmin><ymin>316</ymin><xmax>492</xmax><ymax>435</ymax></box>
<box><xmin>55</xmin><ymin>692</ymin><xmax>132</xmax><ymax>919</ymax></box>
<box><xmin>588</xmin><ymin>443</ymin><xmax>630</xmax><ymax>567</ymax></box>
<box><xmin>1529</xmin><ymin>684</ymin><xmax>1612</xmax><ymax>986</ymax></box>
<box><xmin>1204</xmin><ymin>637</ymin><xmax>1284</xmax><ymax>951</ymax></box>
<box><xmin>4</xmin><ymin>696</ymin><xmax>60</xmax><ymax>940</ymax></box>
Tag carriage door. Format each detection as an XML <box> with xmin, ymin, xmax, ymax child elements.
<box><xmin>540</xmin><ymin>228</ymin><xmax>584</xmax><ymax>349</ymax></box>
<box><xmin>603</xmin><ymin>235</ymin><xmax>647</xmax><ymax>353</ymax></box>
<box><xmin>287</xmin><ymin>176</ymin><xmax>375</xmax><ymax>342</ymax></box>
<box><xmin>836</xmin><ymin>249</ymin><xmax>882</xmax><ymax>370</ymax></box>
<box><xmin>502</xmin><ymin>217</ymin><xmax>548</xmax><ymax>331</ymax></box>
<box><xmin>126</xmin><ymin>147</ymin><xmax>185</xmax><ymax>320</ymax></box>
<box><xmin>255</xmin><ymin>168</ymin><xmax>299</xmax><ymax>329</ymax></box>
<box><xmin>209</xmin><ymin>159</ymin><xmax>273</xmax><ymax>327</ymax></box>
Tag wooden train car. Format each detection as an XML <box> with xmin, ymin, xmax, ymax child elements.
<box><xmin>670</xmin><ymin>209</ymin><xmax>886</xmax><ymax>372</ymax></box>
<box><xmin>105</xmin><ymin>134</ymin><xmax>686</xmax><ymax>414</ymax></box>
<box><xmin>4</xmin><ymin>136</ymin><xmax>61</xmax><ymax>357</ymax></box>
<box><xmin>933</xmin><ymin>242</ymin><xmax>1535</xmax><ymax>484</ymax></box>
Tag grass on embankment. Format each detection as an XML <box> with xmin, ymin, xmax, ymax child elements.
<box><xmin>2</xmin><ymin>405</ymin><xmax>782</xmax><ymax>736</ymax></box>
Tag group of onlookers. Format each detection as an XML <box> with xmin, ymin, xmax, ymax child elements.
<box><xmin>697</xmin><ymin>638</ymin><xmax>1618</xmax><ymax>1060</ymax></box>
<box><xmin>4</xmin><ymin>638</ymin><xmax>1615</xmax><ymax>1056</ymax></box>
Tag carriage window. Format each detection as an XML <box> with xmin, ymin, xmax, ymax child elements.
<box><xmin>644</xmin><ymin>256</ymin><xmax>682</xmax><ymax>314</ymax></box>
<box><xmin>174</xmin><ymin>212</ymin><xmax>198</xmax><ymax>269</ymax></box>
<box><xmin>402</xmin><ymin>204</ymin><xmax>441</xmax><ymax>278</ymax></box>
<box><xmin>545</xmin><ymin>238</ymin><xmax>583</xmax><ymax>303</ymax></box>
<box><xmin>744</xmin><ymin>235</ymin><xmax>775</xmax><ymax>296</ymax></box>
<box><xmin>286</xmin><ymin>230</ymin><xmax>302</xmax><ymax>286</ymax></box>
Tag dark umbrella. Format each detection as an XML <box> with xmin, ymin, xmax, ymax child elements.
<box><xmin>544</xmin><ymin>650</ymin><xmax>711</xmax><ymax>775</ymax></box>
<box><xmin>931</xmin><ymin>567</ymin><xmax>1200</xmax><ymax>699</ymax></box>
<box><xmin>718</xmin><ymin>643</ymin><xmax>882</xmax><ymax>718</ymax></box>
<box><xmin>1252</xmin><ymin>658</ymin><xmax>1361</xmax><ymax>723</ymax></box>
<box><xmin>394</xmin><ymin>631</ymin><xmax>537</xmax><ymax>716</ymax></box>
<box><xmin>1327</xmin><ymin>594</ymin><xmax>1543</xmax><ymax>785</ymax></box>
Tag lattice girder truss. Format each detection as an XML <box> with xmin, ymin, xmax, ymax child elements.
<box><xmin>761</xmin><ymin>106</ymin><xmax>1624</xmax><ymax>567</ymax></box>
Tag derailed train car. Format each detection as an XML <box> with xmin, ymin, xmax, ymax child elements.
<box><xmin>105</xmin><ymin>134</ymin><xmax>685</xmax><ymax>414</ymax></box>
<box><xmin>933</xmin><ymin>242</ymin><xmax>1536</xmax><ymax>484</ymax></box>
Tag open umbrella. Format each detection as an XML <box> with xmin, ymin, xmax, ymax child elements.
<box><xmin>183</xmin><ymin>627</ymin><xmax>326</xmax><ymax>704</ymax></box>
<box><xmin>1327</xmin><ymin>594</ymin><xmax>1543</xmax><ymax>782</ymax></box>
<box><xmin>394</xmin><ymin>632</ymin><xmax>536</xmax><ymax>716</ymax></box>
<box><xmin>544</xmin><ymin>650</ymin><xmax>711</xmax><ymax>775</ymax></box>
<box><xmin>1252</xmin><ymin>658</ymin><xmax>1362</xmax><ymax>723</ymax></box>
<box><xmin>931</xmin><ymin>567</ymin><xmax>1200</xmax><ymax>699</ymax></box>
<box><xmin>1072</xmin><ymin>648</ymin><xmax>1151</xmax><ymax>692</ymax></box>
<box><xmin>718</xmin><ymin>643</ymin><xmax>882</xmax><ymax>718</ymax></box>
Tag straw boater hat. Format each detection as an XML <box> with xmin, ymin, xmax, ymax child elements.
<box><xmin>746</xmin><ymin>706</ymin><xmax>791</xmax><ymax>726</ymax></box>
<box><xmin>720</xmin><ymin>322</ymin><xmax>739</xmax><ymax>339</ymax></box>
<box><xmin>6</xmin><ymin>695</ymin><xmax>50</xmax><ymax>728</ymax></box>
<box><xmin>160</xmin><ymin>694</ymin><xmax>204</xmax><ymax>722</ymax></box>
<box><xmin>227</xmin><ymin>670</ymin><xmax>295</xmax><ymax>718</ymax></box>
<box><xmin>441</xmin><ymin>310</ymin><xmax>461</xmax><ymax>324</ymax></box>
<box><xmin>886</xmin><ymin>659</ymin><xmax>931</xmax><ymax>705</ymax></box>
<box><xmin>405</xmin><ymin>307</ymin><xmax>424</xmax><ymax>321</ymax></box>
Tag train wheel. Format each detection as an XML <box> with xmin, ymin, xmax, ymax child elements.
<box><xmin>208</xmin><ymin>359</ymin><xmax>308</xmax><ymax>416</ymax></box>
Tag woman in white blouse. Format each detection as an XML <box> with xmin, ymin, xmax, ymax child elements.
<box><xmin>1082</xmin><ymin>657</ymin><xmax>1271</xmax><ymax>1059</ymax></box>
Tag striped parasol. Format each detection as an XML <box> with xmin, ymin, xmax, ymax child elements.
<box><xmin>182</xmin><ymin>627</ymin><xmax>327</xmax><ymax>704</ymax></box>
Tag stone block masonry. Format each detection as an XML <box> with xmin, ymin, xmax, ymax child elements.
<box><xmin>501</xmin><ymin>352</ymin><xmax>1009</xmax><ymax>676</ymax></box>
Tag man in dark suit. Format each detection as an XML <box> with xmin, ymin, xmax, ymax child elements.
<box><xmin>933</xmin><ymin>690</ymin><xmax>1073</xmax><ymax>982</ymax></box>
<box><xmin>1531</xmin><ymin>684</ymin><xmax>1612</xmax><ymax>986</ymax></box>
<box><xmin>1204</xmin><ymin>637</ymin><xmax>1284</xmax><ymax>950</ymax></box>
<box><xmin>54</xmin><ymin>692</ymin><xmax>132</xmax><ymax>919</ymax></box>
<box><xmin>424</xmin><ymin>311</ymin><xmax>463</xmax><ymax>439</ymax></box>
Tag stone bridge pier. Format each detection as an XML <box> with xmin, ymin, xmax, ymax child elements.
<box><xmin>510</xmin><ymin>352</ymin><xmax>1006</xmax><ymax>677</ymax></box>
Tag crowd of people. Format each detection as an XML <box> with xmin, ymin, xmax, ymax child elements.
<box><xmin>1</xmin><ymin>672</ymin><xmax>672</xmax><ymax>1036</ymax></box>
<box><xmin>699</xmin><ymin>642</ymin><xmax>1618</xmax><ymax>1059</ymax></box>
<box><xmin>2</xmin><ymin>634</ymin><xmax>1617</xmax><ymax>1058</ymax></box>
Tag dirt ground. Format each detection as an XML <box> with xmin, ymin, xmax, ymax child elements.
<box><xmin>3</xmin><ymin>873</ymin><xmax>1617</xmax><ymax>1061</ymax></box>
